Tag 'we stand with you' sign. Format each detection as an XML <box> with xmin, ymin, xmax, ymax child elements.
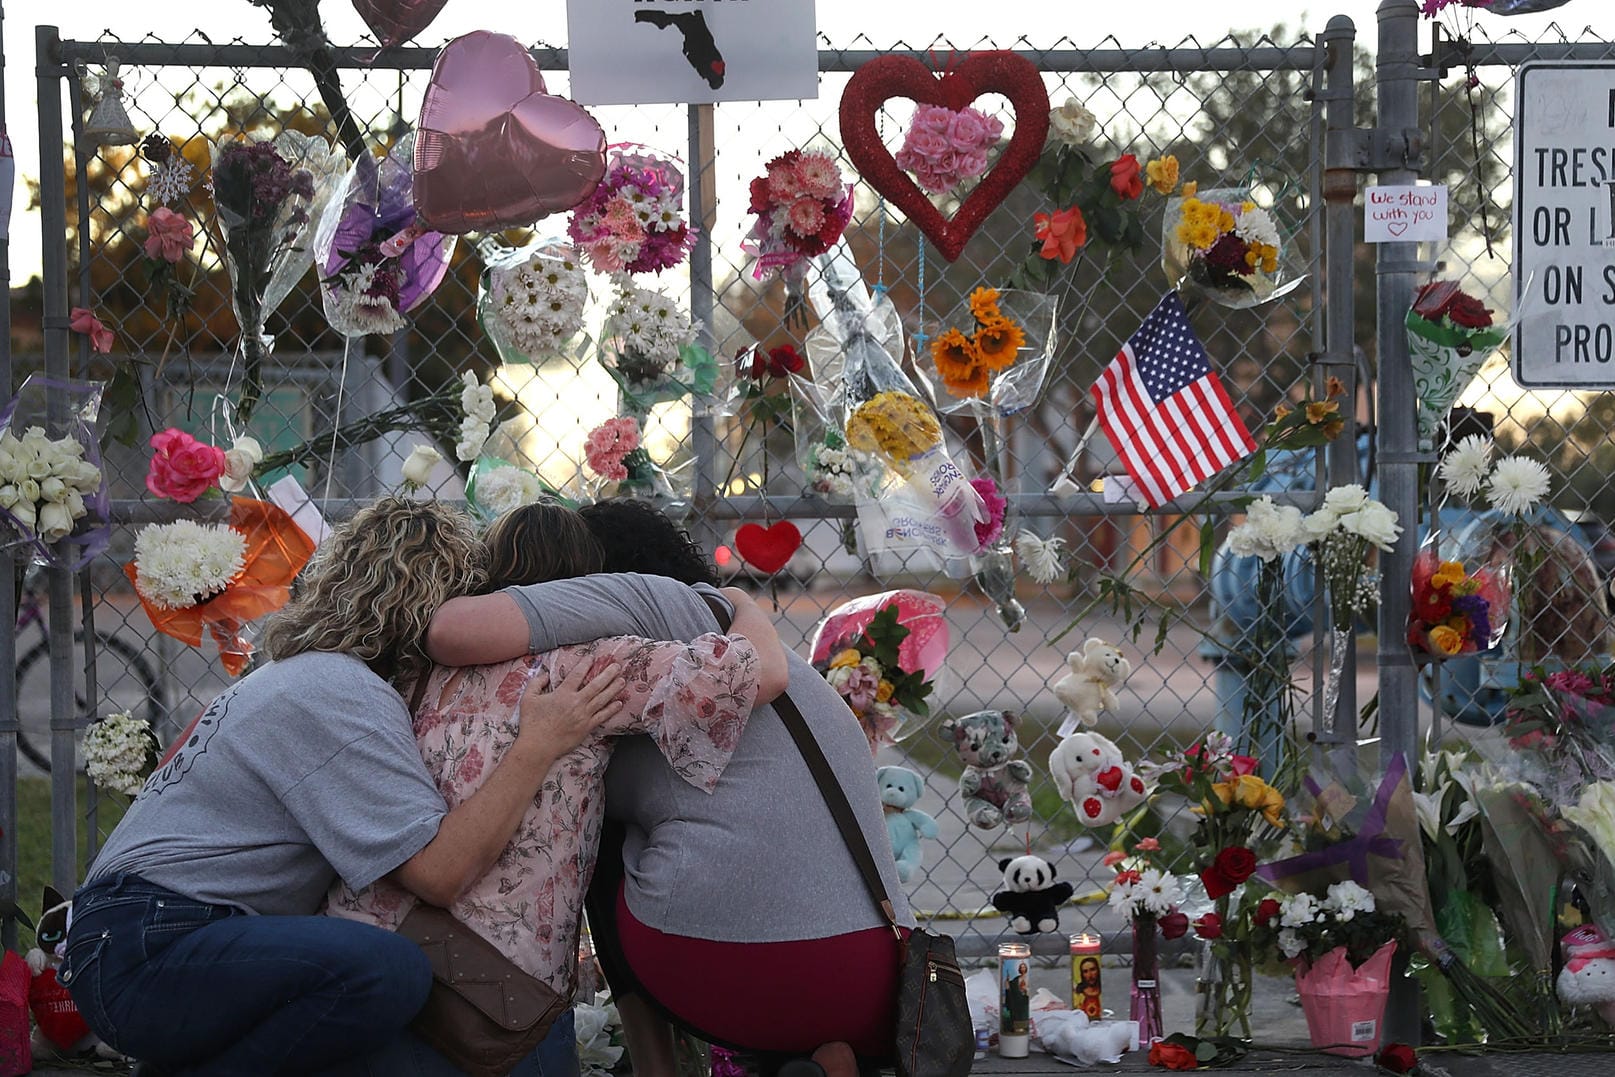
<box><xmin>1364</xmin><ymin>184</ymin><xmax>1448</xmax><ymax>243</ymax></box>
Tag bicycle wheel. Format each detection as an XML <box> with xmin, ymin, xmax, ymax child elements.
<box><xmin>16</xmin><ymin>632</ymin><xmax>163</xmax><ymax>773</ymax></box>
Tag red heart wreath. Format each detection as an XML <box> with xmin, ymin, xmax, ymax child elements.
<box><xmin>734</xmin><ymin>521</ymin><xmax>802</xmax><ymax>574</ymax></box>
<box><xmin>839</xmin><ymin>51</ymin><xmax>1050</xmax><ymax>262</ymax></box>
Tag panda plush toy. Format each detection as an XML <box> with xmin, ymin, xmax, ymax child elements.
<box><xmin>991</xmin><ymin>854</ymin><xmax>1075</xmax><ymax>935</ymax></box>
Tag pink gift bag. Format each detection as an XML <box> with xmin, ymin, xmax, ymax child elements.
<box><xmin>1294</xmin><ymin>941</ymin><xmax>1396</xmax><ymax>1057</ymax></box>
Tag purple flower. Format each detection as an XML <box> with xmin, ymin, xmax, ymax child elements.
<box><xmin>840</xmin><ymin>664</ymin><xmax>881</xmax><ymax>711</ymax></box>
<box><xmin>1450</xmin><ymin>593</ymin><xmax>1491</xmax><ymax>649</ymax></box>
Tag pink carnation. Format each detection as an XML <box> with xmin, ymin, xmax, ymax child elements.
<box><xmin>144</xmin><ymin>207</ymin><xmax>194</xmax><ymax>264</ymax></box>
<box><xmin>970</xmin><ymin>476</ymin><xmax>1008</xmax><ymax>550</ymax></box>
<box><xmin>587</xmin><ymin>239</ymin><xmax>627</xmax><ymax>275</ymax></box>
<box><xmin>796</xmin><ymin>153</ymin><xmax>843</xmax><ymax>200</ymax></box>
<box><xmin>584</xmin><ymin>417</ymin><xmax>642</xmax><ymax>482</ymax></box>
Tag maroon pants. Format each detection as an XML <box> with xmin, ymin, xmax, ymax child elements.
<box><xmin>615</xmin><ymin>885</ymin><xmax>903</xmax><ymax>1056</ymax></box>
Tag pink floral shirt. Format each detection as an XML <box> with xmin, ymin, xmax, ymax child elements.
<box><xmin>326</xmin><ymin>632</ymin><xmax>759</xmax><ymax>995</ymax></box>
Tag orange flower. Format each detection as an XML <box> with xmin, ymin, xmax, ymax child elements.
<box><xmin>931</xmin><ymin>328</ymin><xmax>989</xmax><ymax>398</ymax></box>
<box><xmin>1305</xmin><ymin>399</ymin><xmax>1340</xmax><ymax>425</ymax></box>
<box><xmin>1033</xmin><ymin>206</ymin><xmax>1086</xmax><ymax>264</ymax></box>
<box><xmin>968</xmin><ymin>286</ymin><xmax>1002</xmax><ymax>322</ymax></box>
<box><xmin>946</xmin><ymin>363</ymin><xmax>991</xmax><ymax>398</ymax></box>
<box><xmin>973</xmin><ymin>316</ymin><xmax>1025</xmax><ymax>372</ymax></box>
<box><xmin>1273</xmin><ymin>403</ymin><xmax>1292</xmax><ymax>421</ymax></box>
<box><xmin>1322</xmin><ymin>419</ymin><xmax>1345</xmax><ymax>439</ymax></box>
<box><xmin>1109</xmin><ymin>154</ymin><xmax>1144</xmax><ymax>200</ymax></box>
<box><xmin>1325</xmin><ymin>375</ymin><xmax>1345</xmax><ymax>398</ymax></box>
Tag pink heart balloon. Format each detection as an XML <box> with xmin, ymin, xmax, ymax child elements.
<box><xmin>351</xmin><ymin>0</ymin><xmax>449</xmax><ymax>49</ymax></box>
<box><xmin>413</xmin><ymin>31</ymin><xmax>607</xmax><ymax>235</ymax></box>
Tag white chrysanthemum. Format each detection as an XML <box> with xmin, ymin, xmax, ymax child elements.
<box><xmin>1280</xmin><ymin>892</ymin><xmax>1321</xmax><ymax>928</ymax></box>
<box><xmin>604</xmin><ymin>284</ymin><xmax>698</xmax><ymax>375</ymax></box>
<box><xmin>1234</xmin><ymin>205</ymin><xmax>1280</xmax><ymax>249</ymax></box>
<box><xmin>147</xmin><ymin>158</ymin><xmax>196</xmax><ymax>207</ymax></box>
<box><xmin>1320</xmin><ymin>483</ymin><xmax>1370</xmax><ymax>517</ymax></box>
<box><xmin>1485</xmin><ymin>455</ymin><xmax>1552</xmax><ymax>516</ymax></box>
<box><xmin>489</xmin><ymin>244</ymin><xmax>588</xmax><ymax>357</ymax></box>
<box><xmin>1277</xmin><ymin>928</ymin><xmax>1305</xmax><ymax>960</ymax></box>
<box><xmin>1227</xmin><ymin>495</ymin><xmax>1306</xmax><ymax>562</ymax></box>
<box><xmin>476</xmin><ymin>466</ymin><xmax>544</xmax><ymax>517</ymax></box>
<box><xmin>1438</xmin><ymin>434</ymin><xmax>1493</xmax><ymax>497</ymax></box>
<box><xmin>133</xmin><ymin>520</ymin><xmax>247</xmax><ymax>610</ymax></box>
<box><xmin>1137</xmin><ymin>868</ymin><xmax>1183</xmax><ymax>916</ymax></box>
<box><xmin>1014</xmin><ymin>529</ymin><xmax>1067</xmax><ymax>584</ymax></box>
<box><xmin>83</xmin><ymin>710</ymin><xmax>155</xmax><ymax>796</ymax></box>
<box><xmin>1324</xmin><ymin>880</ymin><xmax>1376</xmax><ymax>921</ymax></box>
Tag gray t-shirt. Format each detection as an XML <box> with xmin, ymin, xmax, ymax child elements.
<box><xmin>87</xmin><ymin>652</ymin><xmax>447</xmax><ymax>916</ymax></box>
<box><xmin>507</xmin><ymin>573</ymin><xmax>914</xmax><ymax>942</ymax></box>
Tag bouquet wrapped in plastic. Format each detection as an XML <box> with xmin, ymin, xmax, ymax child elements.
<box><xmin>0</xmin><ymin>375</ymin><xmax>109</xmax><ymax>569</ymax></box>
<box><xmin>1408</xmin><ymin>540</ymin><xmax>1511</xmax><ymax>657</ymax></box>
<box><xmin>315</xmin><ymin>133</ymin><xmax>455</xmax><ymax>338</ymax></box>
<box><xmin>581</xmin><ymin>416</ymin><xmax>689</xmax><ymax>503</ymax></box>
<box><xmin>1407</xmin><ymin>281</ymin><xmax>1508</xmax><ymax>451</ymax></box>
<box><xmin>568</xmin><ymin>145</ymin><xmax>694</xmax><ymax>276</ymax></box>
<box><xmin>476</xmin><ymin>238</ymin><xmax>589</xmax><ymax>366</ymax></box>
<box><xmin>926</xmin><ymin>287</ymin><xmax>1057</xmax><ymax>416</ymax></box>
<box><xmin>810</xmin><ymin>244</ymin><xmax>985</xmax><ymax>558</ymax></box>
<box><xmin>211</xmin><ymin>132</ymin><xmax>342</xmax><ymax>421</ymax></box>
<box><xmin>1162</xmin><ymin>184</ymin><xmax>1303</xmax><ymax>309</ymax></box>
<box><xmin>809</xmin><ymin>590</ymin><xmax>947</xmax><ymax>750</ymax></box>
<box><xmin>597</xmin><ymin>282</ymin><xmax>716</xmax><ymax>416</ymax></box>
<box><xmin>743</xmin><ymin>148</ymin><xmax>853</xmax><ymax>285</ymax></box>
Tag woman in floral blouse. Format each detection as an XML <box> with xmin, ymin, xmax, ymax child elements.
<box><xmin>328</xmin><ymin>502</ymin><xmax>789</xmax><ymax>1000</ymax></box>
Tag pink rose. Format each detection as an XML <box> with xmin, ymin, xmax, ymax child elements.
<box><xmin>915</xmin><ymin>105</ymin><xmax>954</xmax><ymax>135</ymax></box>
<box><xmin>955</xmin><ymin>149</ymin><xmax>989</xmax><ymax>180</ymax></box>
<box><xmin>145</xmin><ymin>427</ymin><xmax>226</xmax><ymax>503</ymax></box>
<box><xmin>946</xmin><ymin>109</ymin><xmax>987</xmax><ymax>150</ymax></box>
<box><xmin>68</xmin><ymin>307</ymin><xmax>114</xmax><ymax>354</ymax></box>
<box><xmin>143</xmin><ymin>207</ymin><xmax>194</xmax><ymax>264</ymax></box>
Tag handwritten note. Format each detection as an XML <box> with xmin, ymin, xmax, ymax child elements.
<box><xmin>1365</xmin><ymin>184</ymin><xmax>1448</xmax><ymax>243</ymax></box>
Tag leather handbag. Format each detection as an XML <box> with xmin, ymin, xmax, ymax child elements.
<box><xmin>770</xmin><ymin>692</ymin><xmax>974</xmax><ymax>1077</ymax></box>
<box><xmin>397</xmin><ymin>903</ymin><xmax>572</xmax><ymax>1077</ymax></box>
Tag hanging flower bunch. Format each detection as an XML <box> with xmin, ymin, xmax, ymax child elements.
<box><xmin>1303</xmin><ymin>484</ymin><xmax>1401</xmax><ymax>635</ymax></box>
<box><xmin>929</xmin><ymin>286</ymin><xmax>1027</xmax><ymax>399</ymax></box>
<box><xmin>1012</xmin><ymin>95</ymin><xmax>1179</xmax><ymax>287</ymax></box>
<box><xmin>1408</xmin><ymin>284</ymin><xmax>1507</xmax><ymax>449</ymax></box>
<box><xmin>600</xmin><ymin>282</ymin><xmax>701</xmax><ymax>389</ymax></box>
<box><xmin>970</xmin><ymin>476</ymin><xmax>1007</xmax><ymax>549</ymax></box>
<box><xmin>132</xmin><ymin>520</ymin><xmax>249</xmax><ymax>611</ymax></box>
<box><xmin>805</xmin><ymin>432</ymin><xmax>880</xmax><ymax>501</ymax></box>
<box><xmin>469</xmin><ymin>464</ymin><xmax>546</xmax><ymax>518</ymax></box>
<box><xmin>743</xmin><ymin>148</ymin><xmax>853</xmax><ymax>280</ymax></box>
<box><xmin>1409</xmin><ymin>554</ymin><xmax>1510</xmax><ymax>657</ymax></box>
<box><xmin>846</xmin><ymin>391</ymin><xmax>942</xmax><ymax>465</ymax></box>
<box><xmin>483</xmin><ymin>242</ymin><xmax>589</xmax><ymax>361</ymax></box>
<box><xmin>69</xmin><ymin>308</ymin><xmax>115</xmax><ymax>354</ymax></box>
<box><xmin>568</xmin><ymin>148</ymin><xmax>694</xmax><ymax>275</ymax></box>
<box><xmin>83</xmin><ymin>709</ymin><xmax>158</xmax><ymax>797</ymax></box>
<box><xmin>457</xmin><ymin>373</ymin><xmax>497</xmax><ymax>462</ymax></box>
<box><xmin>1250</xmin><ymin>881</ymin><xmax>1404</xmax><ymax>967</ymax></box>
<box><xmin>814</xmin><ymin>603</ymin><xmax>933</xmax><ymax>751</ymax></box>
<box><xmin>145</xmin><ymin>428</ymin><xmax>225</xmax><ymax>503</ymax></box>
<box><xmin>1012</xmin><ymin>530</ymin><xmax>1067</xmax><ymax>584</ymax></box>
<box><xmin>893</xmin><ymin>103</ymin><xmax>1004</xmax><ymax>195</ymax></box>
<box><xmin>583</xmin><ymin>416</ymin><xmax>651</xmax><ymax>484</ymax></box>
<box><xmin>1170</xmin><ymin>189</ymin><xmax>1282</xmax><ymax>294</ymax></box>
<box><xmin>0</xmin><ymin>425</ymin><xmax>103</xmax><ymax>543</ymax></box>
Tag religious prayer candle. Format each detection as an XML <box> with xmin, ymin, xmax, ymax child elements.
<box><xmin>999</xmin><ymin>941</ymin><xmax>1031</xmax><ymax>1058</ymax></box>
<box><xmin>1071</xmin><ymin>932</ymin><xmax>1103</xmax><ymax>1017</ymax></box>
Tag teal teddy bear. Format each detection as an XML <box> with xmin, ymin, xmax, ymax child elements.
<box><xmin>876</xmin><ymin>765</ymin><xmax>939</xmax><ymax>883</ymax></box>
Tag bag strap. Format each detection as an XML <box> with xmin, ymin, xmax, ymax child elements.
<box><xmin>697</xmin><ymin>589</ymin><xmax>900</xmax><ymax>935</ymax></box>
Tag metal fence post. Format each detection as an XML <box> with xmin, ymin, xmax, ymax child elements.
<box><xmin>36</xmin><ymin>24</ymin><xmax>79</xmax><ymax>896</ymax></box>
<box><xmin>686</xmin><ymin>101</ymin><xmax>722</xmax><ymax>553</ymax></box>
<box><xmin>1319</xmin><ymin>14</ymin><xmax>1360</xmax><ymax>777</ymax></box>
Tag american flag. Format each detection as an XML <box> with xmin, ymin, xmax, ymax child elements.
<box><xmin>1090</xmin><ymin>292</ymin><xmax>1256</xmax><ymax>508</ymax></box>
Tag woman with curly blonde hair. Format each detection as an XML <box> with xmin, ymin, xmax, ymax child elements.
<box><xmin>65</xmin><ymin>497</ymin><xmax>627</xmax><ymax>1076</ymax></box>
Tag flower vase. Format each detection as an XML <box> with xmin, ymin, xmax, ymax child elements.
<box><xmin>1320</xmin><ymin>625</ymin><xmax>1353</xmax><ymax>734</ymax></box>
<box><xmin>1294</xmin><ymin>942</ymin><xmax>1396</xmax><ymax>1057</ymax></box>
<box><xmin>1131</xmin><ymin>914</ymin><xmax>1164</xmax><ymax>1045</ymax></box>
<box><xmin>1195</xmin><ymin>894</ymin><xmax>1253</xmax><ymax>1039</ymax></box>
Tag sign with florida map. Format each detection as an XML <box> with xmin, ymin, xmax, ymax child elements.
<box><xmin>566</xmin><ymin>0</ymin><xmax>819</xmax><ymax>105</ymax></box>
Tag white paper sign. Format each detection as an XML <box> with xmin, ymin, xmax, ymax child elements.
<box><xmin>1364</xmin><ymin>184</ymin><xmax>1448</xmax><ymax>243</ymax></box>
<box><xmin>565</xmin><ymin>0</ymin><xmax>819</xmax><ymax>105</ymax></box>
<box><xmin>267</xmin><ymin>475</ymin><xmax>331</xmax><ymax>547</ymax></box>
<box><xmin>1511</xmin><ymin>60</ymin><xmax>1615</xmax><ymax>387</ymax></box>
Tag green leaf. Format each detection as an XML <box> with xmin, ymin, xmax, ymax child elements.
<box><xmin>1244</xmin><ymin>447</ymin><xmax>1268</xmax><ymax>487</ymax></box>
<box><xmin>1094</xmin><ymin>205</ymin><xmax>1124</xmax><ymax>243</ymax></box>
<box><xmin>1198</xmin><ymin>517</ymin><xmax>1218</xmax><ymax>578</ymax></box>
<box><xmin>100</xmin><ymin>367</ymin><xmax>144</xmax><ymax>448</ymax></box>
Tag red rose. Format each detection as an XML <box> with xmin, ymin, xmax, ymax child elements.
<box><xmin>1193</xmin><ymin>913</ymin><xmax>1223</xmax><ymax>940</ymax></box>
<box><xmin>1200</xmin><ymin>865</ymin><xmax>1235</xmax><ymax>899</ymax></box>
<box><xmin>767</xmin><ymin>344</ymin><xmax>806</xmax><ymax>376</ymax></box>
<box><xmin>1159</xmin><ymin>911</ymin><xmax>1190</xmax><ymax>939</ymax></box>
<box><xmin>1255</xmin><ymin>898</ymin><xmax>1282</xmax><ymax>926</ymax></box>
<box><xmin>1376</xmin><ymin>1043</ymin><xmax>1418</xmax><ymax>1074</ymax></box>
<box><xmin>1109</xmin><ymin>154</ymin><xmax>1144</xmax><ymax>200</ymax></box>
<box><xmin>749</xmin><ymin>176</ymin><xmax>772</xmax><ymax>214</ymax></box>
<box><xmin>1445</xmin><ymin>292</ymin><xmax>1493</xmax><ymax>329</ymax></box>
<box><xmin>1148</xmin><ymin>1041</ymin><xmax>1199</xmax><ymax>1070</ymax></box>
<box><xmin>1213</xmin><ymin>845</ymin><xmax>1258</xmax><ymax>886</ymax></box>
<box><xmin>1227</xmin><ymin>755</ymin><xmax>1259</xmax><ymax>777</ymax></box>
<box><xmin>146</xmin><ymin>427</ymin><xmax>226</xmax><ymax>503</ymax></box>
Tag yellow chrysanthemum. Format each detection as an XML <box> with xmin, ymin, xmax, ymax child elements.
<box><xmin>848</xmin><ymin>391</ymin><xmax>943</xmax><ymax>464</ymax></box>
<box><xmin>1145</xmin><ymin>155</ymin><xmax>1179</xmax><ymax>194</ymax></box>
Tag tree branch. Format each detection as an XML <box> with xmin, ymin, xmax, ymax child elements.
<box><xmin>248</xmin><ymin>0</ymin><xmax>369</xmax><ymax>161</ymax></box>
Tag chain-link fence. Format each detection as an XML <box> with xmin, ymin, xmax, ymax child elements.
<box><xmin>16</xmin><ymin>8</ymin><xmax>1607</xmax><ymax>965</ymax></box>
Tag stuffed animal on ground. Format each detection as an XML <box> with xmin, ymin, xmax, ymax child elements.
<box><xmin>875</xmin><ymin>765</ymin><xmax>939</xmax><ymax>883</ymax></box>
<box><xmin>24</xmin><ymin>887</ymin><xmax>120</xmax><ymax>1061</ymax></box>
<box><xmin>991</xmin><ymin>855</ymin><xmax>1075</xmax><ymax>935</ymax></box>
<box><xmin>1048</xmin><ymin>731</ymin><xmax>1149</xmax><ymax>828</ymax></box>
<box><xmin>1053</xmin><ymin>638</ymin><xmax>1131</xmax><ymax>733</ymax></box>
<box><xmin>1557</xmin><ymin>924</ymin><xmax>1615</xmax><ymax>1025</ymax></box>
<box><xmin>940</xmin><ymin>709</ymin><xmax>1033</xmax><ymax>829</ymax></box>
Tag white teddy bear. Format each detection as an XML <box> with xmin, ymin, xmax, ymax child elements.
<box><xmin>1557</xmin><ymin>924</ymin><xmax>1615</xmax><ymax>1025</ymax></box>
<box><xmin>1053</xmin><ymin>638</ymin><xmax>1131</xmax><ymax>735</ymax></box>
<box><xmin>1048</xmin><ymin>731</ymin><xmax>1148</xmax><ymax>828</ymax></box>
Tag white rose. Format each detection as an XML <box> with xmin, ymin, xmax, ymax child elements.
<box><xmin>10</xmin><ymin>499</ymin><xmax>36</xmax><ymax>531</ymax></box>
<box><xmin>39</xmin><ymin>476</ymin><xmax>67</xmax><ymax>503</ymax></box>
<box><xmin>401</xmin><ymin>445</ymin><xmax>442</xmax><ymax>488</ymax></box>
<box><xmin>25</xmin><ymin>456</ymin><xmax>52</xmax><ymax>480</ymax></box>
<box><xmin>37</xmin><ymin>501</ymin><xmax>74</xmax><ymax>542</ymax></box>
<box><xmin>219</xmin><ymin>436</ymin><xmax>264</xmax><ymax>493</ymax></box>
<box><xmin>18</xmin><ymin>478</ymin><xmax>39</xmax><ymax>503</ymax></box>
<box><xmin>0</xmin><ymin>485</ymin><xmax>19</xmax><ymax>509</ymax></box>
<box><xmin>1049</xmin><ymin>98</ymin><xmax>1097</xmax><ymax>147</ymax></box>
<box><xmin>64</xmin><ymin>489</ymin><xmax>85</xmax><ymax>518</ymax></box>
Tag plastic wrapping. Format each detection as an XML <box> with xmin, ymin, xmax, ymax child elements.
<box><xmin>809</xmin><ymin>589</ymin><xmax>947</xmax><ymax>747</ymax></box>
<box><xmin>925</xmin><ymin>288</ymin><xmax>1058</xmax><ymax>417</ymax></box>
<box><xmin>476</xmin><ymin>237</ymin><xmax>589</xmax><ymax>366</ymax></box>
<box><xmin>1406</xmin><ymin>281</ymin><xmax>1511</xmax><ymax>451</ymax></box>
<box><xmin>0</xmin><ymin>374</ymin><xmax>109</xmax><ymax>569</ymax></box>
<box><xmin>789</xmin><ymin>375</ymin><xmax>886</xmax><ymax>503</ymax></box>
<box><xmin>314</xmin><ymin>133</ymin><xmax>456</xmax><ymax>337</ymax></box>
<box><xmin>1408</xmin><ymin>528</ymin><xmax>1511</xmax><ymax>656</ymax></box>
<box><xmin>1161</xmin><ymin>185</ymin><xmax>1304</xmax><ymax>309</ymax></box>
<box><xmin>1454</xmin><ymin>516</ymin><xmax>1610</xmax><ymax>665</ymax></box>
<box><xmin>597</xmin><ymin>283</ymin><xmax>714</xmax><ymax>416</ymax></box>
<box><xmin>809</xmin><ymin>244</ymin><xmax>985</xmax><ymax>557</ymax></box>
<box><xmin>568</xmin><ymin>145</ymin><xmax>694</xmax><ymax>276</ymax></box>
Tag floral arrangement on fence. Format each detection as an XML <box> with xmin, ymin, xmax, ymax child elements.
<box><xmin>69</xmin><ymin>308</ymin><xmax>114</xmax><ymax>354</ymax></box>
<box><xmin>0</xmin><ymin>425</ymin><xmax>103</xmax><ymax>544</ymax></box>
<box><xmin>929</xmin><ymin>286</ymin><xmax>1027</xmax><ymax>399</ymax></box>
<box><xmin>803</xmin><ymin>431</ymin><xmax>880</xmax><ymax>502</ymax></box>
<box><xmin>599</xmin><ymin>282</ymin><xmax>702</xmax><ymax>390</ymax></box>
<box><xmin>317</xmin><ymin>134</ymin><xmax>455</xmax><ymax>338</ymax></box>
<box><xmin>846</xmin><ymin>391</ymin><xmax>942</xmax><ymax>466</ymax></box>
<box><xmin>456</xmin><ymin>372</ymin><xmax>498</xmax><ymax>462</ymax></box>
<box><xmin>83</xmin><ymin>709</ymin><xmax>158</xmax><ymax>796</ymax></box>
<box><xmin>1503</xmin><ymin>664</ymin><xmax>1615</xmax><ymax>794</ymax></box>
<box><xmin>1407</xmin><ymin>282</ymin><xmax>1510</xmax><ymax>448</ymax></box>
<box><xmin>1012</xmin><ymin>94</ymin><xmax>1180</xmax><ymax>287</ymax></box>
<box><xmin>743</xmin><ymin>148</ymin><xmax>853</xmax><ymax>280</ymax></box>
<box><xmin>971</xmin><ymin>476</ymin><xmax>1007</xmax><ymax>550</ymax></box>
<box><xmin>815</xmin><ymin>603</ymin><xmax>933</xmax><ymax>751</ymax></box>
<box><xmin>894</xmin><ymin>103</ymin><xmax>1004</xmax><ymax>195</ymax></box>
<box><xmin>582</xmin><ymin>415</ymin><xmax>675</xmax><ymax>499</ymax></box>
<box><xmin>567</xmin><ymin>147</ymin><xmax>694</xmax><ymax>275</ymax></box>
<box><xmin>1013</xmin><ymin>530</ymin><xmax>1067</xmax><ymax>584</ymax></box>
<box><xmin>1409</xmin><ymin>553</ymin><xmax>1509</xmax><ymax>656</ymax></box>
<box><xmin>145</xmin><ymin>428</ymin><xmax>225</xmax><ymax>503</ymax></box>
<box><xmin>401</xmin><ymin>445</ymin><xmax>442</xmax><ymax>490</ymax></box>
<box><xmin>1305</xmin><ymin>484</ymin><xmax>1400</xmax><ymax>724</ymax></box>
<box><xmin>1165</xmin><ymin>187</ymin><xmax>1283</xmax><ymax>300</ymax></box>
<box><xmin>467</xmin><ymin>462</ymin><xmax>547</xmax><ymax>519</ymax></box>
<box><xmin>126</xmin><ymin>498</ymin><xmax>316</xmax><ymax>676</ymax></box>
<box><xmin>479</xmin><ymin>240</ymin><xmax>590</xmax><ymax>364</ymax></box>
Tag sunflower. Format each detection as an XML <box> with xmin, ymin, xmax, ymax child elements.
<box><xmin>931</xmin><ymin>327</ymin><xmax>982</xmax><ymax>383</ymax></box>
<box><xmin>967</xmin><ymin>286</ymin><xmax>1002</xmax><ymax>322</ymax></box>
<box><xmin>973</xmin><ymin>316</ymin><xmax>1026</xmax><ymax>372</ymax></box>
<box><xmin>944</xmin><ymin>362</ymin><xmax>991</xmax><ymax>398</ymax></box>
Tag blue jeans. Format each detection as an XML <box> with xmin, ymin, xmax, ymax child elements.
<box><xmin>64</xmin><ymin>874</ymin><xmax>578</xmax><ymax>1077</ymax></box>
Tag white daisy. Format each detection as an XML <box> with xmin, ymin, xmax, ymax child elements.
<box><xmin>1437</xmin><ymin>434</ymin><xmax>1493</xmax><ymax>498</ymax></box>
<box><xmin>1485</xmin><ymin>456</ymin><xmax>1552</xmax><ymax>516</ymax></box>
<box><xmin>1014</xmin><ymin>530</ymin><xmax>1067</xmax><ymax>584</ymax></box>
<box><xmin>1137</xmin><ymin>868</ymin><xmax>1184</xmax><ymax>916</ymax></box>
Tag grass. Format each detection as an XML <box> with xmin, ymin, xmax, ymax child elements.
<box><xmin>8</xmin><ymin>777</ymin><xmax>130</xmax><ymax>950</ymax></box>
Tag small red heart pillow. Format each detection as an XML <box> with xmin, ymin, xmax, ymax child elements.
<box><xmin>734</xmin><ymin>522</ymin><xmax>802</xmax><ymax>574</ymax></box>
<box><xmin>839</xmin><ymin>51</ymin><xmax>1050</xmax><ymax>261</ymax></box>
